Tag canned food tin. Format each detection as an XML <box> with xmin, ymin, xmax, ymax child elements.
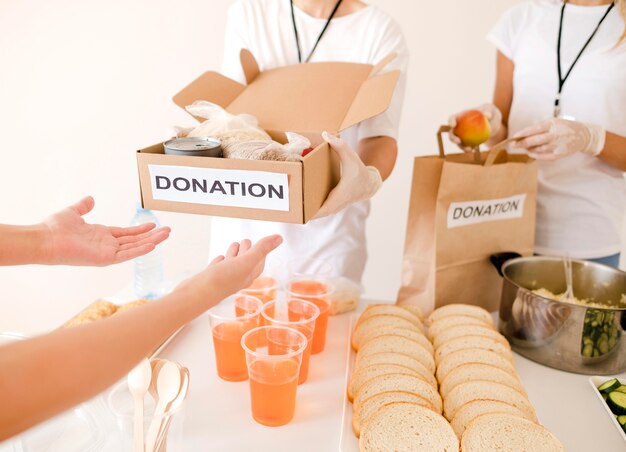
<box><xmin>163</xmin><ymin>137</ymin><xmax>222</xmax><ymax>157</ymax></box>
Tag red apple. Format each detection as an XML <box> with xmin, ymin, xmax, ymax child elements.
<box><xmin>453</xmin><ymin>110</ymin><xmax>491</xmax><ymax>147</ymax></box>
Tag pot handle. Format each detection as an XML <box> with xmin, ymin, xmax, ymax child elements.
<box><xmin>490</xmin><ymin>252</ymin><xmax>522</xmax><ymax>277</ymax></box>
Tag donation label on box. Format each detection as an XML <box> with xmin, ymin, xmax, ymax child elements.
<box><xmin>148</xmin><ymin>164</ymin><xmax>290</xmax><ymax>212</ymax></box>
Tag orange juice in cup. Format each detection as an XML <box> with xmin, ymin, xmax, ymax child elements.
<box><xmin>240</xmin><ymin>276</ymin><xmax>279</xmax><ymax>304</ymax></box>
<box><xmin>208</xmin><ymin>295</ymin><xmax>262</xmax><ymax>381</ymax></box>
<box><xmin>287</xmin><ymin>278</ymin><xmax>333</xmax><ymax>355</ymax></box>
<box><xmin>241</xmin><ymin>326</ymin><xmax>307</xmax><ymax>426</ymax></box>
<box><xmin>262</xmin><ymin>299</ymin><xmax>319</xmax><ymax>384</ymax></box>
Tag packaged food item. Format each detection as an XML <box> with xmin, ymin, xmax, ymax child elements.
<box><xmin>163</xmin><ymin>137</ymin><xmax>222</xmax><ymax>158</ymax></box>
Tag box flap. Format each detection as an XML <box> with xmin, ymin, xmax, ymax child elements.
<box><xmin>339</xmin><ymin>70</ymin><xmax>400</xmax><ymax>131</ymax></box>
<box><xmin>173</xmin><ymin>73</ymin><xmax>246</xmax><ymax>121</ymax></box>
<box><xmin>172</xmin><ymin>50</ymin><xmax>400</xmax><ymax>135</ymax></box>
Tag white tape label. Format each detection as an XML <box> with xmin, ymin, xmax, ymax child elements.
<box><xmin>447</xmin><ymin>194</ymin><xmax>527</xmax><ymax>228</ymax></box>
<box><xmin>148</xmin><ymin>164</ymin><xmax>290</xmax><ymax>211</ymax></box>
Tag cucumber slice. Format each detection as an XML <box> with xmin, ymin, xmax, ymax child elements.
<box><xmin>607</xmin><ymin>391</ymin><xmax>626</xmax><ymax>415</ymax></box>
<box><xmin>615</xmin><ymin>386</ymin><xmax>626</xmax><ymax>394</ymax></box>
<box><xmin>618</xmin><ymin>415</ymin><xmax>626</xmax><ymax>426</ymax></box>
<box><xmin>598</xmin><ymin>378</ymin><xmax>621</xmax><ymax>394</ymax></box>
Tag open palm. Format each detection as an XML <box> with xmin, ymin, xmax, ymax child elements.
<box><xmin>42</xmin><ymin>197</ymin><xmax>170</xmax><ymax>266</ymax></box>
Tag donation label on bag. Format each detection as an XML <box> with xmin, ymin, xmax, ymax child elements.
<box><xmin>148</xmin><ymin>164</ymin><xmax>290</xmax><ymax>211</ymax></box>
<box><xmin>397</xmin><ymin>132</ymin><xmax>537</xmax><ymax>314</ymax></box>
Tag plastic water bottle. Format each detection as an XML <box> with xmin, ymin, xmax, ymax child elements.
<box><xmin>131</xmin><ymin>203</ymin><xmax>165</xmax><ymax>298</ymax></box>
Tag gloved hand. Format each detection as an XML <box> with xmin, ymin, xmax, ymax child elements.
<box><xmin>313</xmin><ymin>132</ymin><xmax>382</xmax><ymax>220</ymax></box>
<box><xmin>448</xmin><ymin>103</ymin><xmax>503</xmax><ymax>152</ymax></box>
<box><xmin>511</xmin><ymin>118</ymin><xmax>606</xmax><ymax>160</ymax></box>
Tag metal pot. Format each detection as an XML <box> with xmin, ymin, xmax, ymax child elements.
<box><xmin>493</xmin><ymin>254</ymin><xmax>626</xmax><ymax>375</ymax></box>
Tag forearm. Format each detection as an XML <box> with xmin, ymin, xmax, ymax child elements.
<box><xmin>598</xmin><ymin>131</ymin><xmax>626</xmax><ymax>171</ymax></box>
<box><xmin>0</xmin><ymin>281</ymin><xmax>218</xmax><ymax>441</ymax></box>
<box><xmin>358</xmin><ymin>136</ymin><xmax>398</xmax><ymax>181</ymax></box>
<box><xmin>487</xmin><ymin>124</ymin><xmax>508</xmax><ymax>147</ymax></box>
<box><xmin>0</xmin><ymin>224</ymin><xmax>51</xmax><ymax>266</ymax></box>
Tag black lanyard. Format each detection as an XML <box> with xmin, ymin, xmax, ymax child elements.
<box><xmin>290</xmin><ymin>0</ymin><xmax>343</xmax><ymax>63</ymax></box>
<box><xmin>554</xmin><ymin>0</ymin><xmax>615</xmax><ymax>117</ymax></box>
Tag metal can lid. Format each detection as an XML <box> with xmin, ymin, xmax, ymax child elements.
<box><xmin>164</xmin><ymin>137</ymin><xmax>221</xmax><ymax>152</ymax></box>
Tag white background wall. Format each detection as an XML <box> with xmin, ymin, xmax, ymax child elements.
<box><xmin>1</xmin><ymin>0</ymin><xmax>623</xmax><ymax>334</ymax></box>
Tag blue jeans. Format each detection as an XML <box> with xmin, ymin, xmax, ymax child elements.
<box><xmin>587</xmin><ymin>254</ymin><xmax>621</xmax><ymax>268</ymax></box>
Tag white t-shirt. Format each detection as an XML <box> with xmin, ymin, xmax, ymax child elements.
<box><xmin>488</xmin><ymin>0</ymin><xmax>626</xmax><ymax>258</ymax></box>
<box><xmin>210</xmin><ymin>0</ymin><xmax>408</xmax><ymax>281</ymax></box>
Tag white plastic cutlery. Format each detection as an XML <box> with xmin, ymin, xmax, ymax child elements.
<box><xmin>144</xmin><ymin>361</ymin><xmax>182</xmax><ymax>452</ymax></box>
<box><xmin>155</xmin><ymin>367</ymin><xmax>190</xmax><ymax>452</ymax></box>
<box><xmin>127</xmin><ymin>358</ymin><xmax>152</xmax><ymax>452</ymax></box>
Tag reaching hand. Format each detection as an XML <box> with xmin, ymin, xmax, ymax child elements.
<box><xmin>42</xmin><ymin>197</ymin><xmax>171</xmax><ymax>266</ymax></box>
<box><xmin>175</xmin><ymin>235</ymin><xmax>283</xmax><ymax>304</ymax></box>
<box><xmin>511</xmin><ymin>118</ymin><xmax>606</xmax><ymax>160</ymax></box>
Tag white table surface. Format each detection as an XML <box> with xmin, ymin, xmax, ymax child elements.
<box><xmin>4</xmin><ymin>299</ymin><xmax>626</xmax><ymax>451</ymax></box>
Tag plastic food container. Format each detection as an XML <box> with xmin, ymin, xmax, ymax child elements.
<box><xmin>163</xmin><ymin>137</ymin><xmax>222</xmax><ymax>157</ymax></box>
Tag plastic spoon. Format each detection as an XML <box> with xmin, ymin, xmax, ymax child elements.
<box><xmin>563</xmin><ymin>255</ymin><xmax>574</xmax><ymax>302</ymax></box>
<box><xmin>155</xmin><ymin>367</ymin><xmax>190</xmax><ymax>452</ymax></box>
<box><xmin>148</xmin><ymin>359</ymin><xmax>166</xmax><ymax>401</ymax></box>
<box><xmin>128</xmin><ymin>358</ymin><xmax>152</xmax><ymax>452</ymax></box>
<box><xmin>144</xmin><ymin>361</ymin><xmax>181</xmax><ymax>452</ymax></box>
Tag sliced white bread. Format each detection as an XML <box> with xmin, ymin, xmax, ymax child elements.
<box><xmin>397</xmin><ymin>304</ymin><xmax>425</xmax><ymax>321</ymax></box>
<box><xmin>435</xmin><ymin>335</ymin><xmax>513</xmax><ymax>364</ymax></box>
<box><xmin>427</xmin><ymin>315</ymin><xmax>494</xmax><ymax>341</ymax></box>
<box><xmin>436</xmin><ymin>348</ymin><xmax>517</xmax><ymax>383</ymax></box>
<box><xmin>426</xmin><ymin>304</ymin><xmax>493</xmax><ymax>327</ymax></box>
<box><xmin>353</xmin><ymin>391</ymin><xmax>434</xmax><ymax>437</ymax></box>
<box><xmin>450</xmin><ymin>399</ymin><xmax>533</xmax><ymax>439</ymax></box>
<box><xmin>359</xmin><ymin>402</ymin><xmax>459</xmax><ymax>452</ymax></box>
<box><xmin>354</xmin><ymin>373</ymin><xmax>443</xmax><ymax>414</ymax></box>
<box><xmin>355</xmin><ymin>325</ymin><xmax>433</xmax><ymax>354</ymax></box>
<box><xmin>348</xmin><ymin>364</ymin><xmax>422</xmax><ymax>401</ymax></box>
<box><xmin>351</xmin><ymin>315</ymin><xmax>417</xmax><ymax>350</ymax></box>
<box><xmin>354</xmin><ymin>352</ymin><xmax>437</xmax><ymax>390</ymax></box>
<box><xmin>461</xmin><ymin>413</ymin><xmax>564</xmax><ymax>452</ymax></box>
<box><xmin>440</xmin><ymin>363</ymin><xmax>526</xmax><ymax>399</ymax></box>
<box><xmin>358</xmin><ymin>335</ymin><xmax>436</xmax><ymax>374</ymax></box>
<box><xmin>433</xmin><ymin>325</ymin><xmax>508</xmax><ymax>350</ymax></box>
<box><xmin>443</xmin><ymin>380</ymin><xmax>537</xmax><ymax>421</ymax></box>
<box><xmin>358</xmin><ymin>305</ymin><xmax>424</xmax><ymax>330</ymax></box>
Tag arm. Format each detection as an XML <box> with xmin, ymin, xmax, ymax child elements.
<box><xmin>358</xmin><ymin>136</ymin><xmax>398</xmax><ymax>181</ymax></box>
<box><xmin>0</xmin><ymin>235</ymin><xmax>282</xmax><ymax>441</ymax></box>
<box><xmin>598</xmin><ymin>132</ymin><xmax>626</xmax><ymax>171</ymax></box>
<box><xmin>0</xmin><ymin>197</ymin><xmax>170</xmax><ymax>267</ymax></box>
<box><xmin>489</xmin><ymin>50</ymin><xmax>514</xmax><ymax>145</ymax></box>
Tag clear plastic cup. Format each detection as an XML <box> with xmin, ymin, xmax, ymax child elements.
<box><xmin>107</xmin><ymin>380</ymin><xmax>184</xmax><ymax>452</ymax></box>
<box><xmin>208</xmin><ymin>295</ymin><xmax>263</xmax><ymax>382</ymax></box>
<box><xmin>240</xmin><ymin>275</ymin><xmax>280</xmax><ymax>304</ymax></box>
<box><xmin>287</xmin><ymin>257</ymin><xmax>335</xmax><ymax>279</ymax></box>
<box><xmin>261</xmin><ymin>299</ymin><xmax>320</xmax><ymax>384</ymax></box>
<box><xmin>286</xmin><ymin>277</ymin><xmax>334</xmax><ymax>355</ymax></box>
<box><xmin>240</xmin><ymin>326</ymin><xmax>307</xmax><ymax>427</ymax></box>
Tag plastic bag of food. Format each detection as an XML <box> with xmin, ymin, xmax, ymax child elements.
<box><xmin>223</xmin><ymin>132</ymin><xmax>311</xmax><ymax>162</ymax></box>
<box><xmin>184</xmin><ymin>101</ymin><xmax>270</xmax><ymax>139</ymax></box>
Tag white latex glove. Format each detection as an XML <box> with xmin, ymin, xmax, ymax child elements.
<box><xmin>511</xmin><ymin>118</ymin><xmax>606</xmax><ymax>161</ymax></box>
<box><xmin>448</xmin><ymin>103</ymin><xmax>503</xmax><ymax>152</ymax></box>
<box><xmin>168</xmin><ymin>126</ymin><xmax>193</xmax><ymax>138</ymax></box>
<box><xmin>313</xmin><ymin>132</ymin><xmax>382</xmax><ymax>220</ymax></box>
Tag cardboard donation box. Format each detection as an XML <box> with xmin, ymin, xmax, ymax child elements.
<box><xmin>137</xmin><ymin>50</ymin><xmax>400</xmax><ymax>224</ymax></box>
<box><xmin>397</xmin><ymin>129</ymin><xmax>538</xmax><ymax>313</ymax></box>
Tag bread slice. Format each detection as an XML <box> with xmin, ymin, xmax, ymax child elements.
<box><xmin>348</xmin><ymin>364</ymin><xmax>422</xmax><ymax>401</ymax></box>
<box><xmin>436</xmin><ymin>349</ymin><xmax>517</xmax><ymax>383</ymax></box>
<box><xmin>359</xmin><ymin>402</ymin><xmax>459</xmax><ymax>452</ymax></box>
<box><xmin>450</xmin><ymin>399</ymin><xmax>533</xmax><ymax>439</ymax></box>
<box><xmin>397</xmin><ymin>304</ymin><xmax>425</xmax><ymax>321</ymax></box>
<box><xmin>427</xmin><ymin>315</ymin><xmax>494</xmax><ymax>341</ymax></box>
<box><xmin>443</xmin><ymin>380</ymin><xmax>537</xmax><ymax>421</ymax></box>
<box><xmin>353</xmin><ymin>391</ymin><xmax>434</xmax><ymax>437</ymax></box>
<box><xmin>355</xmin><ymin>352</ymin><xmax>437</xmax><ymax>389</ymax></box>
<box><xmin>433</xmin><ymin>325</ymin><xmax>508</xmax><ymax>350</ymax></box>
<box><xmin>435</xmin><ymin>335</ymin><xmax>512</xmax><ymax>364</ymax></box>
<box><xmin>354</xmin><ymin>325</ymin><xmax>433</xmax><ymax>354</ymax></box>
<box><xmin>354</xmin><ymin>373</ymin><xmax>443</xmax><ymax>414</ymax></box>
<box><xmin>440</xmin><ymin>363</ymin><xmax>526</xmax><ymax>399</ymax></box>
<box><xmin>358</xmin><ymin>335</ymin><xmax>436</xmax><ymax>374</ymax></box>
<box><xmin>461</xmin><ymin>413</ymin><xmax>563</xmax><ymax>452</ymax></box>
<box><xmin>426</xmin><ymin>304</ymin><xmax>493</xmax><ymax>327</ymax></box>
<box><xmin>358</xmin><ymin>305</ymin><xmax>424</xmax><ymax>330</ymax></box>
<box><xmin>351</xmin><ymin>315</ymin><xmax>417</xmax><ymax>350</ymax></box>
